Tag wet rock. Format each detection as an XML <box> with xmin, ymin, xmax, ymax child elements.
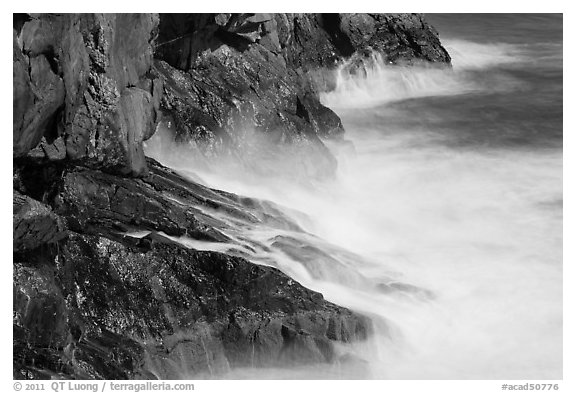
<box><xmin>12</xmin><ymin>13</ymin><xmax>451</xmax><ymax>379</ymax></box>
<box><xmin>13</xmin><ymin>153</ymin><xmax>372</xmax><ymax>378</ymax></box>
<box><xmin>13</xmin><ymin>30</ymin><xmax>65</xmax><ymax>157</ymax></box>
<box><xmin>13</xmin><ymin>14</ymin><xmax>161</xmax><ymax>175</ymax></box>
<box><xmin>154</xmin><ymin>13</ymin><xmax>346</xmax><ymax>178</ymax></box>
<box><xmin>338</xmin><ymin>13</ymin><xmax>451</xmax><ymax>64</ymax></box>
<box><xmin>13</xmin><ymin>262</ymin><xmax>69</xmax><ymax>348</ymax></box>
<box><xmin>52</xmin><ymin>164</ymin><xmax>228</xmax><ymax>242</ymax></box>
<box><xmin>14</xmin><ymin>230</ymin><xmax>371</xmax><ymax>379</ymax></box>
<box><xmin>13</xmin><ymin>190</ymin><xmax>67</xmax><ymax>252</ymax></box>
<box><xmin>153</xmin><ymin>13</ymin><xmax>449</xmax><ymax>178</ymax></box>
<box><xmin>13</xmin><ymin>13</ymin><xmax>449</xmax><ymax>177</ymax></box>
<box><xmin>273</xmin><ymin>13</ymin><xmax>450</xmax><ymax>76</ymax></box>
<box><xmin>13</xmin><ymin>254</ymin><xmax>74</xmax><ymax>379</ymax></box>
<box><xmin>28</xmin><ymin>136</ymin><xmax>67</xmax><ymax>161</ymax></box>
<box><xmin>154</xmin><ymin>44</ymin><xmax>340</xmax><ymax>179</ymax></box>
<box><xmin>15</xmin><ymin>157</ymin><xmax>302</xmax><ymax>247</ymax></box>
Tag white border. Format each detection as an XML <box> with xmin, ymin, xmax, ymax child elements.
<box><xmin>2</xmin><ymin>3</ymin><xmax>572</xmax><ymax>392</ymax></box>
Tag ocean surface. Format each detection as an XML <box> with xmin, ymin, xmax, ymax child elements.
<box><xmin>146</xmin><ymin>14</ymin><xmax>563</xmax><ymax>379</ymax></box>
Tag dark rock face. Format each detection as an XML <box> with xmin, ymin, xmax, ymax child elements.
<box><xmin>14</xmin><ymin>259</ymin><xmax>72</xmax><ymax>379</ymax></box>
<box><xmin>13</xmin><ymin>13</ymin><xmax>449</xmax><ymax>178</ymax></box>
<box><xmin>154</xmin><ymin>14</ymin><xmax>343</xmax><ymax>179</ymax></box>
<box><xmin>337</xmin><ymin>13</ymin><xmax>450</xmax><ymax>64</ymax></box>
<box><xmin>13</xmin><ymin>13</ymin><xmax>449</xmax><ymax>177</ymax></box>
<box><xmin>13</xmin><ymin>14</ymin><xmax>161</xmax><ymax>176</ymax></box>
<box><xmin>273</xmin><ymin>13</ymin><xmax>450</xmax><ymax>86</ymax></box>
<box><xmin>152</xmin><ymin>13</ymin><xmax>449</xmax><ymax>178</ymax></box>
<box><xmin>13</xmin><ymin>158</ymin><xmax>370</xmax><ymax>379</ymax></box>
<box><xmin>13</xmin><ymin>29</ymin><xmax>65</xmax><ymax>157</ymax></box>
<box><xmin>13</xmin><ymin>190</ymin><xmax>67</xmax><ymax>252</ymax></box>
<box><xmin>154</xmin><ymin>57</ymin><xmax>339</xmax><ymax>179</ymax></box>
<box><xmin>13</xmin><ymin>13</ymin><xmax>451</xmax><ymax>379</ymax></box>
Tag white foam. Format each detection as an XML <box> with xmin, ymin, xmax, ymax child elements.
<box><xmin>144</xmin><ymin>37</ymin><xmax>561</xmax><ymax>379</ymax></box>
<box><xmin>320</xmin><ymin>41</ymin><xmax>525</xmax><ymax>110</ymax></box>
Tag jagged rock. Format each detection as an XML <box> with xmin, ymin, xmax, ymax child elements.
<box><xmin>220</xmin><ymin>13</ymin><xmax>273</xmax><ymax>43</ymax></box>
<box><xmin>154</xmin><ymin>53</ymin><xmax>340</xmax><ymax>179</ymax></box>
<box><xmin>13</xmin><ymin>13</ymin><xmax>449</xmax><ymax>177</ymax></box>
<box><xmin>14</xmin><ymin>154</ymin><xmax>372</xmax><ymax>378</ymax></box>
<box><xmin>13</xmin><ymin>13</ymin><xmax>452</xmax><ymax>380</ymax></box>
<box><xmin>13</xmin><ymin>259</ymin><xmax>73</xmax><ymax>379</ymax></box>
<box><xmin>51</xmin><ymin>165</ymin><xmax>228</xmax><ymax>242</ymax></box>
<box><xmin>154</xmin><ymin>13</ymin><xmax>348</xmax><ymax>167</ymax></box>
<box><xmin>13</xmin><ymin>190</ymin><xmax>67</xmax><ymax>252</ymax></box>
<box><xmin>153</xmin><ymin>13</ymin><xmax>347</xmax><ymax>179</ymax></box>
<box><xmin>13</xmin><ymin>230</ymin><xmax>370</xmax><ymax>379</ymax></box>
<box><xmin>275</xmin><ymin>13</ymin><xmax>450</xmax><ymax>71</ymax></box>
<box><xmin>13</xmin><ymin>30</ymin><xmax>65</xmax><ymax>157</ymax></box>
<box><xmin>273</xmin><ymin>14</ymin><xmax>342</xmax><ymax>71</ymax></box>
<box><xmin>15</xmin><ymin>157</ymin><xmax>303</xmax><ymax>246</ymax></box>
<box><xmin>13</xmin><ymin>14</ymin><xmax>161</xmax><ymax>176</ymax></box>
<box><xmin>27</xmin><ymin>136</ymin><xmax>67</xmax><ymax>161</ymax></box>
<box><xmin>153</xmin><ymin>13</ymin><xmax>450</xmax><ymax>178</ymax></box>
<box><xmin>338</xmin><ymin>13</ymin><xmax>451</xmax><ymax>64</ymax></box>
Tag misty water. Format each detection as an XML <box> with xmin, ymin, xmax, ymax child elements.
<box><xmin>145</xmin><ymin>14</ymin><xmax>562</xmax><ymax>379</ymax></box>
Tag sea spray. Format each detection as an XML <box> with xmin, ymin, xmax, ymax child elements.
<box><xmin>320</xmin><ymin>40</ymin><xmax>526</xmax><ymax>110</ymax></box>
<box><xmin>145</xmin><ymin>19</ymin><xmax>562</xmax><ymax>379</ymax></box>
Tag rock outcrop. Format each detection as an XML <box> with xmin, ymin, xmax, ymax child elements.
<box><xmin>13</xmin><ymin>13</ymin><xmax>161</xmax><ymax>176</ymax></box>
<box><xmin>13</xmin><ymin>13</ymin><xmax>449</xmax><ymax>177</ymax></box>
<box><xmin>13</xmin><ymin>13</ymin><xmax>450</xmax><ymax>379</ymax></box>
<box><xmin>14</xmin><ymin>230</ymin><xmax>369</xmax><ymax>379</ymax></box>
<box><xmin>13</xmin><ymin>159</ymin><xmax>370</xmax><ymax>379</ymax></box>
<box><xmin>13</xmin><ymin>190</ymin><xmax>67</xmax><ymax>252</ymax></box>
<box><xmin>152</xmin><ymin>13</ymin><xmax>450</xmax><ymax>178</ymax></box>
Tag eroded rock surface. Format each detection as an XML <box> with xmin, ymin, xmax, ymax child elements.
<box><xmin>13</xmin><ymin>159</ymin><xmax>370</xmax><ymax>380</ymax></box>
<box><xmin>13</xmin><ymin>13</ymin><xmax>161</xmax><ymax>176</ymax></box>
<box><xmin>152</xmin><ymin>13</ymin><xmax>450</xmax><ymax>178</ymax></box>
<box><xmin>13</xmin><ymin>190</ymin><xmax>67</xmax><ymax>252</ymax></box>
<box><xmin>13</xmin><ymin>13</ymin><xmax>451</xmax><ymax>379</ymax></box>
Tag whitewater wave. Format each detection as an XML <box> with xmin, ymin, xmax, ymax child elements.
<box><xmin>444</xmin><ymin>39</ymin><xmax>526</xmax><ymax>69</ymax></box>
<box><xmin>145</xmin><ymin>31</ymin><xmax>562</xmax><ymax>379</ymax></box>
<box><xmin>320</xmin><ymin>39</ymin><xmax>526</xmax><ymax>109</ymax></box>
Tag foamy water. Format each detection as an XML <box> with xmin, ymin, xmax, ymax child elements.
<box><xmin>145</xmin><ymin>25</ymin><xmax>562</xmax><ymax>379</ymax></box>
<box><xmin>320</xmin><ymin>40</ymin><xmax>527</xmax><ymax>110</ymax></box>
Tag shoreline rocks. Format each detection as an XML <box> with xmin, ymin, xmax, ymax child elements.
<box><xmin>13</xmin><ymin>157</ymin><xmax>372</xmax><ymax>379</ymax></box>
<box><xmin>153</xmin><ymin>13</ymin><xmax>450</xmax><ymax>178</ymax></box>
<box><xmin>13</xmin><ymin>13</ymin><xmax>451</xmax><ymax>379</ymax></box>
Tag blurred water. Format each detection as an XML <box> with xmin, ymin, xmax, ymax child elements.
<box><xmin>146</xmin><ymin>14</ymin><xmax>562</xmax><ymax>379</ymax></box>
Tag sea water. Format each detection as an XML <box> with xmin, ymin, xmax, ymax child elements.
<box><xmin>145</xmin><ymin>14</ymin><xmax>562</xmax><ymax>379</ymax></box>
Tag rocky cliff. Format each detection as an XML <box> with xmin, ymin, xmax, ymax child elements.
<box><xmin>153</xmin><ymin>13</ymin><xmax>450</xmax><ymax>178</ymax></box>
<box><xmin>13</xmin><ymin>13</ymin><xmax>450</xmax><ymax>379</ymax></box>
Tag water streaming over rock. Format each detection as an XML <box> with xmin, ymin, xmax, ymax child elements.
<box><xmin>145</xmin><ymin>14</ymin><xmax>562</xmax><ymax>379</ymax></box>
